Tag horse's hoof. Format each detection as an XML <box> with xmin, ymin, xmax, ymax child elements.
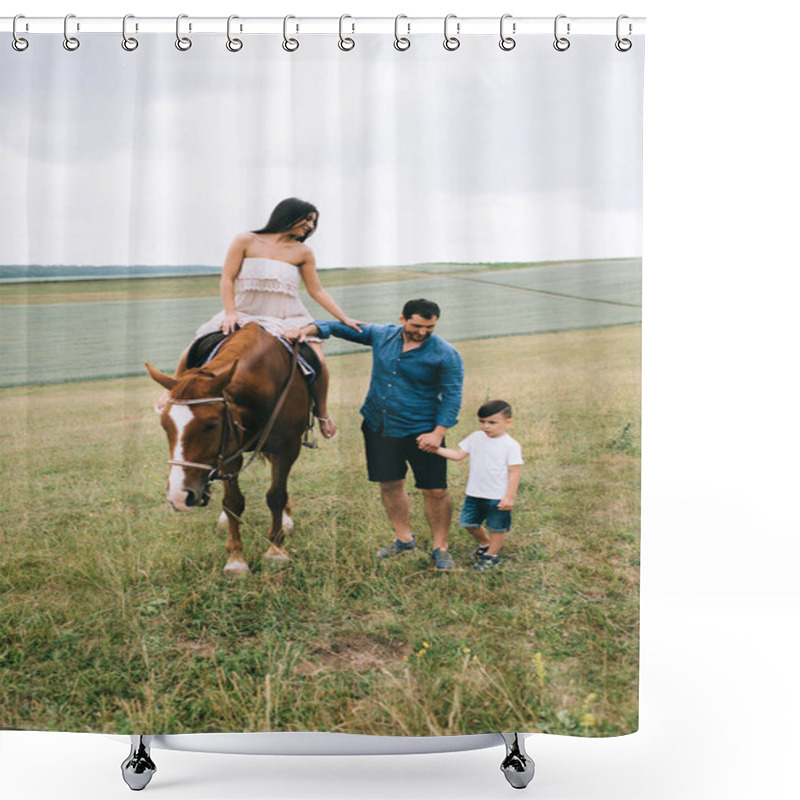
<box><xmin>223</xmin><ymin>560</ymin><xmax>251</xmax><ymax>577</ymax></box>
<box><xmin>263</xmin><ymin>547</ymin><xmax>290</xmax><ymax>563</ymax></box>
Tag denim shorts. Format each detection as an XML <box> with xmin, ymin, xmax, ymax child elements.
<box><xmin>459</xmin><ymin>495</ymin><xmax>512</xmax><ymax>533</ymax></box>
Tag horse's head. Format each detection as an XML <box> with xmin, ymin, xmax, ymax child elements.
<box><xmin>146</xmin><ymin>360</ymin><xmax>239</xmax><ymax>512</ymax></box>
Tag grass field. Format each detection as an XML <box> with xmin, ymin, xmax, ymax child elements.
<box><xmin>0</xmin><ymin>324</ymin><xmax>640</xmax><ymax>737</ymax></box>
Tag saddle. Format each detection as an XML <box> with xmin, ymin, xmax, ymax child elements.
<box><xmin>186</xmin><ymin>328</ymin><xmax>320</xmax><ymax>385</ymax></box>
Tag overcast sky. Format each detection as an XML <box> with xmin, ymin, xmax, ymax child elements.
<box><xmin>1</xmin><ymin>33</ymin><xmax>643</xmax><ymax>268</ymax></box>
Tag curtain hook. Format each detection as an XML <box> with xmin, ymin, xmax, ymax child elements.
<box><xmin>553</xmin><ymin>14</ymin><xmax>570</xmax><ymax>51</ymax></box>
<box><xmin>394</xmin><ymin>14</ymin><xmax>410</xmax><ymax>51</ymax></box>
<box><xmin>338</xmin><ymin>14</ymin><xmax>355</xmax><ymax>51</ymax></box>
<box><xmin>63</xmin><ymin>13</ymin><xmax>80</xmax><ymax>51</ymax></box>
<box><xmin>499</xmin><ymin>13</ymin><xmax>516</xmax><ymax>51</ymax></box>
<box><xmin>615</xmin><ymin>15</ymin><xmax>632</xmax><ymax>51</ymax></box>
<box><xmin>283</xmin><ymin>15</ymin><xmax>299</xmax><ymax>52</ymax></box>
<box><xmin>175</xmin><ymin>14</ymin><xmax>192</xmax><ymax>50</ymax></box>
<box><xmin>12</xmin><ymin>15</ymin><xmax>29</xmax><ymax>51</ymax></box>
<box><xmin>443</xmin><ymin>13</ymin><xmax>460</xmax><ymax>51</ymax></box>
<box><xmin>122</xmin><ymin>14</ymin><xmax>139</xmax><ymax>51</ymax></box>
<box><xmin>226</xmin><ymin>15</ymin><xmax>243</xmax><ymax>51</ymax></box>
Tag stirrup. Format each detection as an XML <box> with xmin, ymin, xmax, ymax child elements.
<box><xmin>302</xmin><ymin>425</ymin><xmax>318</xmax><ymax>449</ymax></box>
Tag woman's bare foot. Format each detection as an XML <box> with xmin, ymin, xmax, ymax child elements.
<box><xmin>316</xmin><ymin>415</ymin><xmax>338</xmax><ymax>440</ymax></box>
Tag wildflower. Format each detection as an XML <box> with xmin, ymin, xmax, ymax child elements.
<box><xmin>422</xmin><ymin>641</ymin><xmax>430</xmax><ymax>649</ymax></box>
<box><xmin>463</xmin><ymin>647</ymin><xmax>472</xmax><ymax>654</ymax></box>
<box><xmin>580</xmin><ymin>713</ymin><xmax>596</xmax><ymax>728</ymax></box>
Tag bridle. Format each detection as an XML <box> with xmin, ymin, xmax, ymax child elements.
<box><xmin>167</xmin><ymin>394</ymin><xmax>243</xmax><ymax>482</ymax></box>
<box><xmin>166</xmin><ymin>341</ymin><xmax>301</xmax><ymax>483</ymax></box>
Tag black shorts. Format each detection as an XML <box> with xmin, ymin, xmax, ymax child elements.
<box><xmin>361</xmin><ymin>421</ymin><xmax>448</xmax><ymax>490</ymax></box>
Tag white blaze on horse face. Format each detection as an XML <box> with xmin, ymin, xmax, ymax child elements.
<box><xmin>166</xmin><ymin>403</ymin><xmax>196</xmax><ymax>508</ymax></box>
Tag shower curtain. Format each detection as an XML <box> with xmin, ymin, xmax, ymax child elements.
<box><xmin>0</xmin><ymin>20</ymin><xmax>644</xmax><ymax>740</ymax></box>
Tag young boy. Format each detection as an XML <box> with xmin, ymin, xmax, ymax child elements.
<box><xmin>434</xmin><ymin>400</ymin><xmax>523</xmax><ymax>570</ymax></box>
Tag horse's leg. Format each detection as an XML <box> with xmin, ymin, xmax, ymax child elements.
<box><xmin>263</xmin><ymin>445</ymin><xmax>301</xmax><ymax>562</ymax></box>
<box><xmin>222</xmin><ymin>475</ymin><xmax>250</xmax><ymax>576</ymax></box>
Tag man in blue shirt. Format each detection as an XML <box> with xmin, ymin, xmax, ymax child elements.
<box><xmin>287</xmin><ymin>299</ymin><xmax>464</xmax><ymax>571</ymax></box>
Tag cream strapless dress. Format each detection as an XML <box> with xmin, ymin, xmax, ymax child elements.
<box><xmin>194</xmin><ymin>258</ymin><xmax>320</xmax><ymax>341</ymax></box>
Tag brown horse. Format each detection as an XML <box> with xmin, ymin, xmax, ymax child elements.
<box><xmin>145</xmin><ymin>323</ymin><xmax>310</xmax><ymax>575</ymax></box>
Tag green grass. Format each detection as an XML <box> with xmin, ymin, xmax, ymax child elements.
<box><xmin>0</xmin><ymin>326</ymin><xmax>640</xmax><ymax>736</ymax></box>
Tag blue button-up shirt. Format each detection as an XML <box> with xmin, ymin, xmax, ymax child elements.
<box><xmin>314</xmin><ymin>321</ymin><xmax>464</xmax><ymax>437</ymax></box>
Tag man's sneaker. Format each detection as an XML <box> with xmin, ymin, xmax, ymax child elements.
<box><xmin>473</xmin><ymin>544</ymin><xmax>490</xmax><ymax>560</ymax></box>
<box><xmin>473</xmin><ymin>553</ymin><xmax>501</xmax><ymax>571</ymax></box>
<box><xmin>376</xmin><ymin>536</ymin><xmax>417</xmax><ymax>559</ymax></box>
<box><xmin>430</xmin><ymin>547</ymin><xmax>456</xmax><ymax>571</ymax></box>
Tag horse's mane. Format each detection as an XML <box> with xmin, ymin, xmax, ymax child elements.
<box><xmin>171</xmin><ymin>325</ymin><xmax>275</xmax><ymax>401</ymax></box>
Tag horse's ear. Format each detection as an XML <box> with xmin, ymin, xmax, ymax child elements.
<box><xmin>145</xmin><ymin>363</ymin><xmax>177</xmax><ymax>391</ymax></box>
<box><xmin>212</xmin><ymin>359</ymin><xmax>239</xmax><ymax>389</ymax></box>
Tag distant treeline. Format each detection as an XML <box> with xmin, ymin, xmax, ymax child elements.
<box><xmin>0</xmin><ymin>265</ymin><xmax>220</xmax><ymax>283</ymax></box>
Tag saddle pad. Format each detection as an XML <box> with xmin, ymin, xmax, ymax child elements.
<box><xmin>186</xmin><ymin>329</ymin><xmax>319</xmax><ymax>384</ymax></box>
<box><xmin>277</xmin><ymin>337</ymin><xmax>320</xmax><ymax>384</ymax></box>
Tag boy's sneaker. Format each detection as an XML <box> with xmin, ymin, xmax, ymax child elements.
<box><xmin>376</xmin><ymin>536</ymin><xmax>417</xmax><ymax>559</ymax></box>
<box><xmin>473</xmin><ymin>544</ymin><xmax>490</xmax><ymax>560</ymax></box>
<box><xmin>473</xmin><ymin>553</ymin><xmax>501</xmax><ymax>571</ymax></box>
<box><xmin>430</xmin><ymin>547</ymin><xmax>456</xmax><ymax>571</ymax></box>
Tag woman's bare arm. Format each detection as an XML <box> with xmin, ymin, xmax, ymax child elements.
<box><xmin>219</xmin><ymin>233</ymin><xmax>249</xmax><ymax>333</ymax></box>
<box><xmin>299</xmin><ymin>250</ymin><xmax>361</xmax><ymax>330</ymax></box>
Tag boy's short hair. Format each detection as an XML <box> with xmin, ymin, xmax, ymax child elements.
<box><xmin>402</xmin><ymin>298</ymin><xmax>441</xmax><ymax>320</ymax></box>
<box><xmin>478</xmin><ymin>399</ymin><xmax>513</xmax><ymax>419</ymax></box>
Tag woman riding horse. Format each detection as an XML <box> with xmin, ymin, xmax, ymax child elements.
<box><xmin>157</xmin><ymin>198</ymin><xmax>361</xmax><ymax>439</ymax></box>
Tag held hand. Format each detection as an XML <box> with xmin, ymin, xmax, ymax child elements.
<box><xmin>498</xmin><ymin>495</ymin><xmax>515</xmax><ymax>511</ymax></box>
<box><xmin>220</xmin><ymin>314</ymin><xmax>242</xmax><ymax>335</ymax></box>
<box><xmin>416</xmin><ymin>431</ymin><xmax>444</xmax><ymax>453</ymax></box>
<box><xmin>341</xmin><ymin>316</ymin><xmax>364</xmax><ymax>333</ymax></box>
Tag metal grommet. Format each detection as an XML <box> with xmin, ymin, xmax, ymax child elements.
<box><xmin>175</xmin><ymin>14</ymin><xmax>192</xmax><ymax>51</ymax></box>
<box><xmin>443</xmin><ymin>14</ymin><xmax>460</xmax><ymax>51</ymax></box>
<box><xmin>12</xmin><ymin>15</ymin><xmax>29</xmax><ymax>51</ymax></box>
<box><xmin>615</xmin><ymin>15</ymin><xmax>632</xmax><ymax>51</ymax></box>
<box><xmin>122</xmin><ymin>14</ymin><xmax>139</xmax><ymax>51</ymax></box>
<box><xmin>226</xmin><ymin>15</ymin><xmax>243</xmax><ymax>52</ymax></box>
<box><xmin>63</xmin><ymin>13</ymin><xmax>80</xmax><ymax>51</ymax></box>
<box><xmin>499</xmin><ymin>14</ymin><xmax>516</xmax><ymax>51</ymax></box>
<box><xmin>394</xmin><ymin>14</ymin><xmax>410</xmax><ymax>51</ymax></box>
<box><xmin>553</xmin><ymin>14</ymin><xmax>570</xmax><ymax>52</ymax></box>
<box><xmin>338</xmin><ymin>14</ymin><xmax>355</xmax><ymax>51</ymax></box>
<box><xmin>283</xmin><ymin>15</ymin><xmax>299</xmax><ymax>52</ymax></box>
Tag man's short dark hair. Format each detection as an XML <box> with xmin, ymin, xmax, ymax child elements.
<box><xmin>402</xmin><ymin>298</ymin><xmax>440</xmax><ymax>320</ymax></box>
<box><xmin>478</xmin><ymin>399</ymin><xmax>513</xmax><ymax>419</ymax></box>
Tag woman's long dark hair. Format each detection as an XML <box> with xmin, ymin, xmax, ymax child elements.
<box><xmin>252</xmin><ymin>198</ymin><xmax>319</xmax><ymax>242</ymax></box>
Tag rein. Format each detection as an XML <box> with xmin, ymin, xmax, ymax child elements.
<box><xmin>167</xmin><ymin>340</ymin><xmax>302</xmax><ymax>482</ymax></box>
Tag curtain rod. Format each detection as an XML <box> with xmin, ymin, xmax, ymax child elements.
<box><xmin>2</xmin><ymin>16</ymin><xmax>646</xmax><ymax>37</ymax></box>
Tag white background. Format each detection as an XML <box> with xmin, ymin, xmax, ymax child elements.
<box><xmin>2</xmin><ymin>1</ymin><xmax>798</xmax><ymax>799</ymax></box>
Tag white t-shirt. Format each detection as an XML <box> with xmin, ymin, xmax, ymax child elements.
<box><xmin>459</xmin><ymin>431</ymin><xmax>524</xmax><ymax>500</ymax></box>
